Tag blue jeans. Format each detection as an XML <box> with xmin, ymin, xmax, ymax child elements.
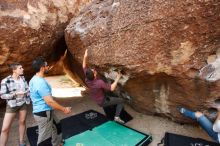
<box><xmin>181</xmin><ymin>108</ymin><xmax>219</xmax><ymax>142</ymax></box>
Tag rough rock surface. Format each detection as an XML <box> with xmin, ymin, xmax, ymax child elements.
<box><xmin>0</xmin><ymin>0</ymin><xmax>92</xmax><ymax>105</ymax></box>
<box><xmin>65</xmin><ymin>0</ymin><xmax>220</xmax><ymax>122</ymax></box>
<box><xmin>0</xmin><ymin>0</ymin><xmax>92</xmax><ymax>81</ymax></box>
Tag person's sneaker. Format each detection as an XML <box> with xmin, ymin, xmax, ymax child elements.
<box><xmin>179</xmin><ymin>107</ymin><xmax>186</xmax><ymax>114</ymax></box>
<box><xmin>177</xmin><ymin>106</ymin><xmax>185</xmax><ymax>114</ymax></box>
<box><xmin>60</xmin><ymin>139</ymin><xmax>65</xmax><ymax>146</ymax></box>
<box><xmin>114</xmin><ymin>116</ymin><xmax>125</xmax><ymax>124</ymax></box>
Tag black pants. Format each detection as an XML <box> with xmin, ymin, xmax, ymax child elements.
<box><xmin>101</xmin><ymin>96</ymin><xmax>124</xmax><ymax>117</ymax></box>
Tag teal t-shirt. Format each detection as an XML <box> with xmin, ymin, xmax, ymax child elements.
<box><xmin>29</xmin><ymin>75</ymin><xmax>53</xmax><ymax>113</ymax></box>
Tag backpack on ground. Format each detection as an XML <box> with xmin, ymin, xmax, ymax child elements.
<box><xmin>157</xmin><ymin>132</ymin><xmax>220</xmax><ymax>146</ymax></box>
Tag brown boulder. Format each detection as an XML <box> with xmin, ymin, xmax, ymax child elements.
<box><xmin>65</xmin><ymin>0</ymin><xmax>220</xmax><ymax>122</ymax></box>
<box><xmin>0</xmin><ymin>0</ymin><xmax>92</xmax><ymax>106</ymax></box>
<box><xmin>0</xmin><ymin>0</ymin><xmax>92</xmax><ymax>81</ymax></box>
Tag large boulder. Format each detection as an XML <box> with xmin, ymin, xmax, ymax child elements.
<box><xmin>0</xmin><ymin>0</ymin><xmax>92</xmax><ymax>107</ymax></box>
<box><xmin>0</xmin><ymin>0</ymin><xmax>92</xmax><ymax>81</ymax></box>
<box><xmin>65</xmin><ymin>0</ymin><xmax>220</xmax><ymax>122</ymax></box>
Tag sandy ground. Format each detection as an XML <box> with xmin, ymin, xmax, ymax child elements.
<box><xmin>0</xmin><ymin>75</ymin><xmax>212</xmax><ymax>146</ymax></box>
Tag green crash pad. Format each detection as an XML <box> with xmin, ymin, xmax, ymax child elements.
<box><xmin>64</xmin><ymin>130</ymin><xmax>114</xmax><ymax>146</ymax></box>
<box><xmin>64</xmin><ymin>121</ymin><xmax>149</xmax><ymax>146</ymax></box>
